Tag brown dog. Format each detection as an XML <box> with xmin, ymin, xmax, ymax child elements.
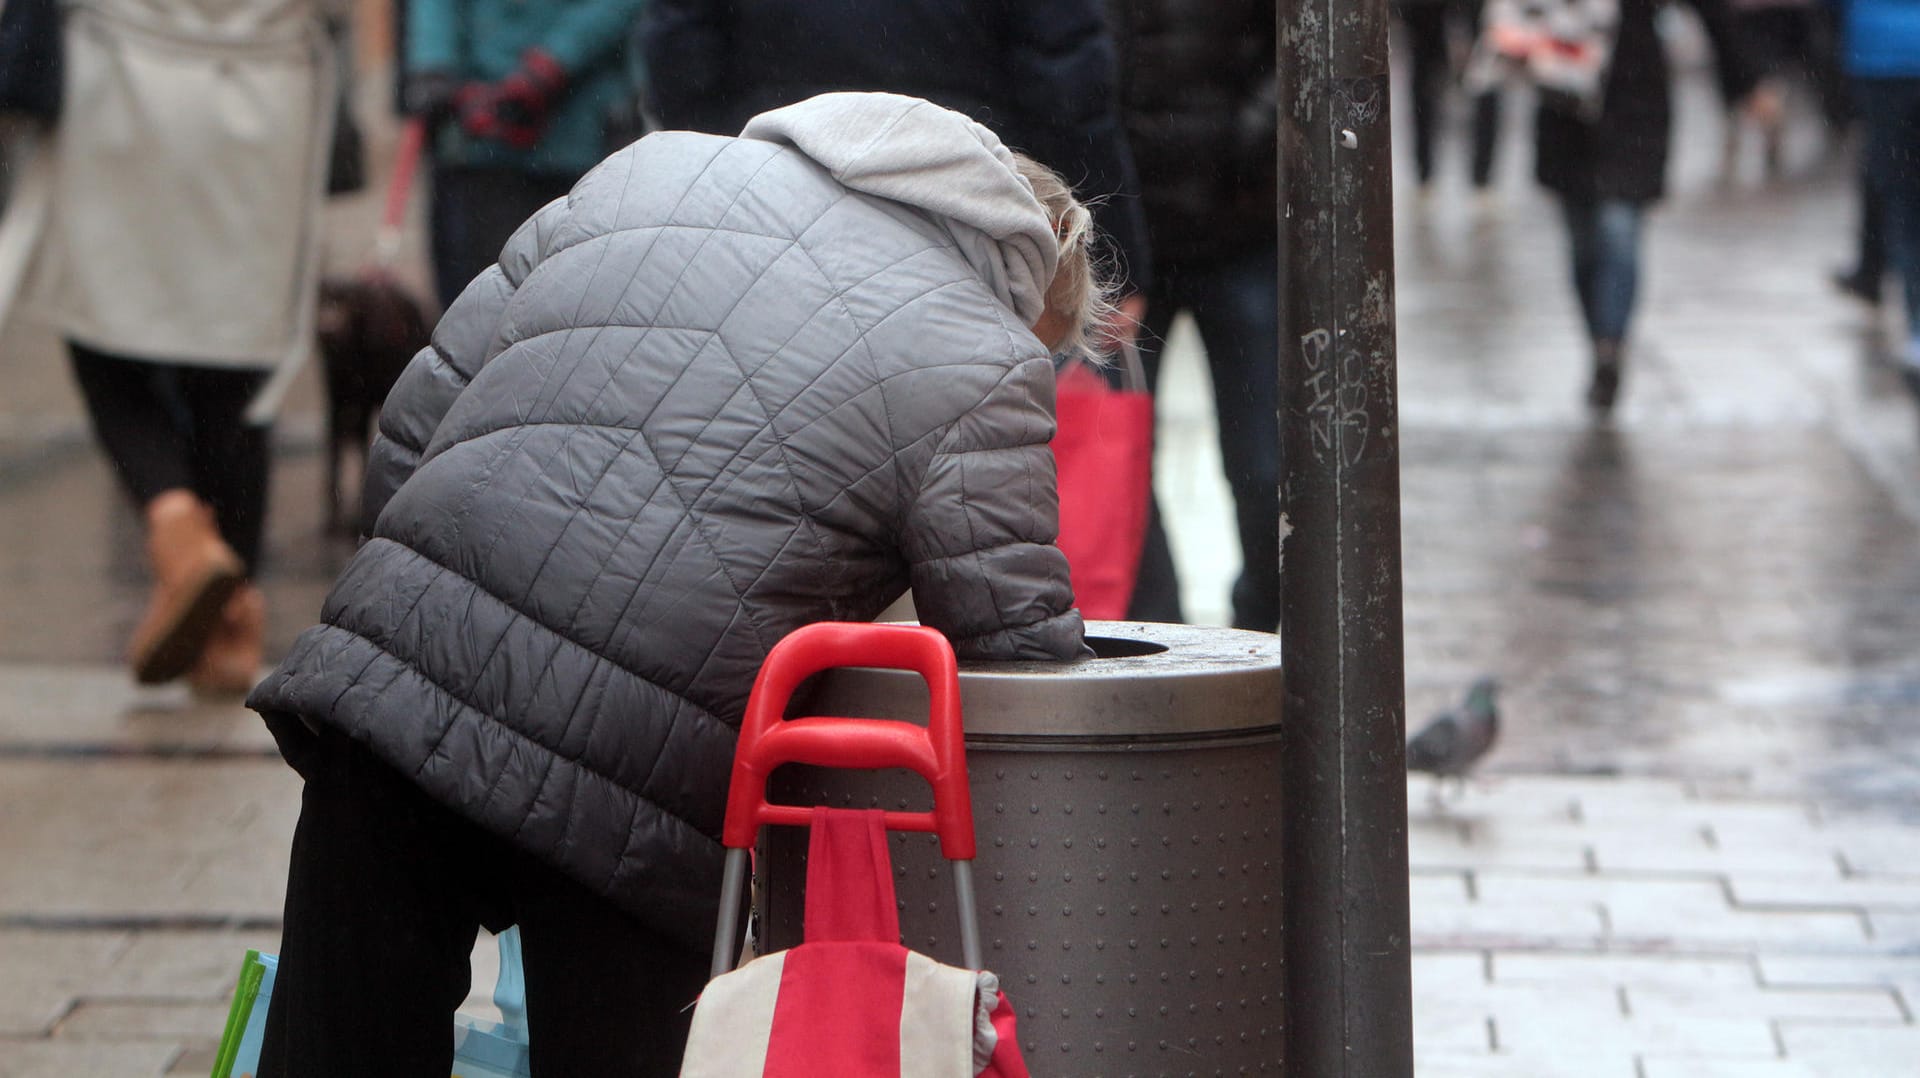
<box><xmin>316</xmin><ymin>275</ymin><xmax>431</xmax><ymax>534</ymax></box>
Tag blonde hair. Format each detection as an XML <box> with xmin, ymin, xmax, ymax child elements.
<box><xmin>1011</xmin><ymin>153</ymin><xmax>1120</xmax><ymax>363</ymax></box>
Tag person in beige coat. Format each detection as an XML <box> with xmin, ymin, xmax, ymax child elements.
<box><xmin>17</xmin><ymin>0</ymin><xmax>334</xmax><ymax>693</ymax></box>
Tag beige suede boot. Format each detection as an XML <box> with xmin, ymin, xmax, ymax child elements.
<box><xmin>188</xmin><ymin>583</ymin><xmax>266</xmax><ymax>698</ymax></box>
<box><xmin>129</xmin><ymin>491</ymin><xmax>245</xmax><ymax>685</ymax></box>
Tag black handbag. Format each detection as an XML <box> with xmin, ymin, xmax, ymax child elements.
<box><xmin>0</xmin><ymin>0</ymin><xmax>63</xmax><ymax>124</ymax></box>
<box><xmin>323</xmin><ymin>15</ymin><xmax>366</xmax><ymax>196</ymax></box>
<box><xmin>327</xmin><ymin>93</ymin><xmax>367</xmax><ymax>195</ymax></box>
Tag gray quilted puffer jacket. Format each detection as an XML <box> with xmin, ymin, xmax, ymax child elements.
<box><xmin>250</xmin><ymin>94</ymin><xmax>1086</xmax><ymax>950</ymax></box>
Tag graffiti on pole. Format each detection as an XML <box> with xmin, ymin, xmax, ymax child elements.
<box><xmin>1299</xmin><ymin>327</ymin><xmax>1371</xmax><ymax>467</ymax></box>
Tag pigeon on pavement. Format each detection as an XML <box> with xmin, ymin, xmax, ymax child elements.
<box><xmin>1407</xmin><ymin>677</ymin><xmax>1500</xmax><ymax>804</ymax></box>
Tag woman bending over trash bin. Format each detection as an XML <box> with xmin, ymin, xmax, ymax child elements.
<box><xmin>246</xmin><ymin>92</ymin><xmax>1106</xmax><ymax>1076</ymax></box>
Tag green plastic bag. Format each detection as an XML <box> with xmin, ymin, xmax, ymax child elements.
<box><xmin>209</xmin><ymin>950</ymin><xmax>275</xmax><ymax>1078</ymax></box>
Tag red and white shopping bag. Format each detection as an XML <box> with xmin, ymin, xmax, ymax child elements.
<box><xmin>681</xmin><ymin>623</ymin><xmax>1030</xmax><ymax>1078</ymax></box>
<box><xmin>680</xmin><ymin>810</ymin><xmax>1026</xmax><ymax>1077</ymax></box>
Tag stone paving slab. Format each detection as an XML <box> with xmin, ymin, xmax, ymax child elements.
<box><xmin>1778</xmin><ymin>1022</ymin><xmax>1920</xmax><ymax>1071</ymax></box>
<box><xmin>0</xmin><ymin>665</ymin><xmax>278</xmax><ymax>756</ymax></box>
<box><xmin>0</xmin><ymin>1040</ymin><xmax>181</xmax><ymax>1078</ymax></box>
<box><xmin>0</xmin><ymin>759</ymin><xmax>297</xmax><ymax>920</ymax></box>
<box><xmin>1406</xmin><ymin>773</ymin><xmax>1920</xmax><ymax>1072</ymax></box>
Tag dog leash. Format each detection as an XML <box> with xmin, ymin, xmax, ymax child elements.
<box><xmin>372</xmin><ymin>117</ymin><xmax>427</xmax><ymax>270</ymax></box>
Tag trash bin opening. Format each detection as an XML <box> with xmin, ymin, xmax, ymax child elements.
<box><xmin>1085</xmin><ymin>636</ymin><xmax>1170</xmax><ymax>658</ymax></box>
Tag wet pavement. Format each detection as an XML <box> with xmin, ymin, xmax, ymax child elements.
<box><xmin>5</xmin><ymin>53</ymin><xmax>1920</xmax><ymax>1077</ymax></box>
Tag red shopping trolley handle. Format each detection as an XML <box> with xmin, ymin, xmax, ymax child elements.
<box><xmin>722</xmin><ymin>622</ymin><xmax>975</xmax><ymax>860</ymax></box>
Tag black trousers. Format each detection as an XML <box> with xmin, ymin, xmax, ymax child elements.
<box><xmin>428</xmin><ymin>164</ymin><xmax>576</xmax><ymax>309</ymax></box>
<box><xmin>1400</xmin><ymin>0</ymin><xmax>1501</xmax><ymax>187</ymax></box>
<box><xmin>260</xmin><ymin>731</ymin><xmax>710</xmax><ymax>1078</ymax></box>
<box><xmin>68</xmin><ymin>343</ymin><xmax>270</xmax><ymax>572</ymax></box>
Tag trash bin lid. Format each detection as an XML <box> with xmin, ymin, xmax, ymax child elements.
<box><xmin>802</xmin><ymin>621</ymin><xmax>1283</xmax><ymax>741</ymax></box>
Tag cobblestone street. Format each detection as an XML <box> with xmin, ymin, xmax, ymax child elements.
<box><xmin>6</xmin><ymin>57</ymin><xmax>1920</xmax><ymax>1076</ymax></box>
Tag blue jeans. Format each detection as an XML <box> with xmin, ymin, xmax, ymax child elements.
<box><xmin>1855</xmin><ymin>77</ymin><xmax>1920</xmax><ymax>355</ymax></box>
<box><xmin>1560</xmin><ymin>198</ymin><xmax>1644</xmax><ymax>345</ymax></box>
<box><xmin>1130</xmin><ymin>246</ymin><xmax>1282</xmax><ymax>631</ymax></box>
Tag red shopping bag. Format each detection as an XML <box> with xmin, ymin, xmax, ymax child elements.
<box><xmin>1051</xmin><ymin>346</ymin><xmax>1153</xmax><ymax>619</ymax></box>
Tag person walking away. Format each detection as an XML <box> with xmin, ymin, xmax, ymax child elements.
<box><xmin>1836</xmin><ymin>0</ymin><xmax>1920</xmax><ymax>394</ymax></box>
<box><xmin>1398</xmin><ymin>0</ymin><xmax>1505</xmax><ymax>197</ymax></box>
<box><xmin>1492</xmin><ymin>0</ymin><xmax>1771</xmax><ymax>412</ymax></box>
<box><xmin>641</xmin><ymin>0</ymin><xmax>1153</xmax><ymax>328</ymax></box>
<box><xmin>1720</xmin><ymin>0</ymin><xmax>1821</xmax><ymax>177</ymax></box>
<box><xmin>1105</xmin><ymin>0</ymin><xmax>1280</xmax><ymax>630</ymax></box>
<box><xmin>402</xmin><ymin>0</ymin><xmax>647</xmax><ymax>309</ymax></box>
<box><xmin>21</xmin><ymin>0</ymin><xmax>336</xmax><ymax>694</ymax></box>
<box><xmin>247</xmin><ymin>93</ymin><xmax>1105</xmax><ymax>1077</ymax></box>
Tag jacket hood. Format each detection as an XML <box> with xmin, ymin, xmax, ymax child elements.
<box><xmin>740</xmin><ymin>92</ymin><xmax>1058</xmax><ymax>325</ymax></box>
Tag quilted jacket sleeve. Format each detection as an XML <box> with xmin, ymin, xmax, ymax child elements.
<box><xmin>902</xmin><ymin>356</ymin><xmax>1089</xmax><ymax>662</ymax></box>
<box><xmin>360</xmin><ymin>198</ymin><xmax>571</xmax><ymax>527</ymax></box>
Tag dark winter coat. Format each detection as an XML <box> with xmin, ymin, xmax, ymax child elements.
<box><xmin>1535</xmin><ymin>0</ymin><xmax>1758</xmax><ymax>203</ymax></box>
<box><xmin>249</xmin><ymin>96</ymin><xmax>1087</xmax><ymax>950</ymax></box>
<box><xmin>1105</xmin><ymin>0</ymin><xmax>1277</xmax><ymax>267</ymax></box>
<box><xmin>640</xmin><ymin>0</ymin><xmax>1153</xmax><ymax>292</ymax></box>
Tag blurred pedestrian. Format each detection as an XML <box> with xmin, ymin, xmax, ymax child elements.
<box><xmin>1105</xmin><ymin>0</ymin><xmax>1279</xmax><ymax>630</ymax></box>
<box><xmin>1833</xmin><ymin>165</ymin><xmax>1887</xmax><ymax>306</ymax></box>
<box><xmin>1836</xmin><ymin>0</ymin><xmax>1920</xmax><ymax>391</ymax></box>
<box><xmin>248</xmin><ymin>94</ymin><xmax>1099</xmax><ymax>1076</ymax></box>
<box><xmin>15</xmin><ymin>0</ymin><xmax>339</xmax><ymax>694</ymax></box>
<box><xmin>1719</xmin><ymin>0</ymin><xmax>1825</xmax><ymax>177</ymax></box>
<box><xmin>1398</xmin><ymin>0</ymin><xmax>1505</xmax><ymax>197</ymax></box>
<box><xmin>402</xmin><ymin>0</ymin><xmax>648</xmax><ymax>309</ymax></box>
<box><xmin>641</xmin><ymin>0</ymin><xmax>1153</xmax><ymax>314</ymax></box>
<box><xmin>1486</xmin><ymin>0</ymin><xmax>1771</xmax><ymax>412</ymax></box>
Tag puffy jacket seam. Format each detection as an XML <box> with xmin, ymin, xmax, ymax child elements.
<box><xmin>429</xmin><ymin>418</ymin><xmax>537</xmax><ymax>577</ymax></box>
<box><xmin>313</xmin><ymin>620</ymin><xmax>721</xmax><ymax>844</ymax></box>
<box><xmin>646</xmin><ymin>145</ymin><xmax>794</xmax><ymax>321</ymax></box>
<box><xmin>550</xmin><ymin>152</ymin><xmax>637</xmax><ymax>350</ymax></box>
<box><xmin>385</xmin><ymin>344</ymin><xmax>473</xmax><ymax>467</ymax></box>
<box><xmin>914</xmin><ymin>538</ymin><xmax>1039</xmax><ymax>564</ymax></box>
<box><xmin>690</xmin><ymin>189</ymin><xmax>875</xmax><ymax>616</ymax></box>
<box><xmin>346</xmin><ymin>541</ymin><xmax>731</xmax><ymax>733</ymax></box>
<box><xmin>504</xmin><ymin>423</ymin><xmax>649</xmax><ymax>636</ymax></box>
<box><xmin>308</xmin><ymin>539</ymin><xmax>450</xmax><ymax>733</ymax></box>
<box><xmin>953</xmin><ymin>442</ymin><xmax>1010</xmax><ymax>624</ymax></box>
<box><xmin>533</xmin><ymin>661</ymin><xmax>613</xmax><ymax>861</ymax></box>
<box><xmin>811</xmin><ymin>423</ymin><xmax>947</xmax><ymax>520</ymax></box>
<box><xmin>921</xmin><ymin>443</ymin><xmax>1045</xmax><ymax>459</ymax></box>
<box><xmin>781</xmin><ymin>234</ymin><xmax>992</xmax><ymax>547</ymax></box>
<box><xmin>603</xmin><ymin>789</ymin><xmax>652</xmax><ymax>896</ymax></box>
<box><xmin>479</xmin><ymin>631</ymin><xmax>570</xmax><ymax>829</ymax></box>
<box><xmin>506</xmin><ymin>723</ymin><xmax>566</xmax><ymax>851</ymax></box>
<box><xmin>453</xmin><ymin>320</ymin><xmax>672</xmax><ymax>604</ymax></box>
<box><xmin>622</xmin><ymin>419</ymin><xmax>783</xmax><ymax>680</ymax></box>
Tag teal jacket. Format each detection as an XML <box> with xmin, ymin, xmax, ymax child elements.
<box><xmin>409</xmin><ymin>0</ymin><xmax>647</xmax><ymax>177</ymax></box>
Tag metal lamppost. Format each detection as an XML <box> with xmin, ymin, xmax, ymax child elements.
<box><xmin>1276</xmin><ymin>0</ymin><xmax>1415</xmax><ymax>1074</ymax></box>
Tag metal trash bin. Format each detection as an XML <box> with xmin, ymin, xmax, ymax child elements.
<box><xmin>762</xmin><ymin>620</ymin><xmax>1285</xmax><ymax>1075</ymax></box>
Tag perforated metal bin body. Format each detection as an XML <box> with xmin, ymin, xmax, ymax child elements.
<box><xmin>761</xmin><ymin>621</ymin><xmax>1286</xmax><ymax>1076</ymax></box>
